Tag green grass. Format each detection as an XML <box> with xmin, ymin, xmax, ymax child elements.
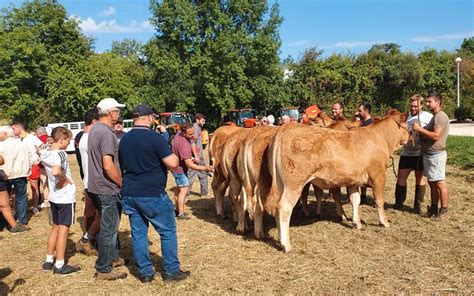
<box><xmin>446</xmin><ymin>135</ymin><xmax>474</xmax><ymax>170</ymax></box>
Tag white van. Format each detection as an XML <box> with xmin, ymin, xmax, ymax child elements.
<box><xmin>47</xmin><ymin>119</ymin><xmax>133</xmax><ymax>152</ymax></box>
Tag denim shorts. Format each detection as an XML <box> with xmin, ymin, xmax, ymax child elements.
<box><xmin>423</xmin><ymin>151</ymin><xmax>447</xmax><ymax>182</ymax></box>
<box><xmin>172</xmin><ymin>172</ymin><xmax>189</xmax><ymax>188</ymax></box>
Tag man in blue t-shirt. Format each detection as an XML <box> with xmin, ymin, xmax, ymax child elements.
<box><xmin>119</xmin><ymin>104</ymin><xmax>190</xmax><ymax>283</ymax></box>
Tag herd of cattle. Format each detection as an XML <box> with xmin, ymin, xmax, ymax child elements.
<box><xmin>208</xmin><ymin>109</ymin><xmax>410</xmax><ymax>252</ymax></box>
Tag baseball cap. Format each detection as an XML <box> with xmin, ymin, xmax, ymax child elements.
<box><xmin>132</xmin><ymin>104</ymin><xmax>154</xmax><ymax>118</ymax></box>
<box><xmin>97</xmin><ymin>98</ymin><xmax>126</xmax><ymax>111</ymax></box>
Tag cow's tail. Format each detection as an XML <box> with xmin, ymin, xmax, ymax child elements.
<box><xmin>266</xmin><ymin>127</ymin><xmax>284</xmax><ymax>216</ymax></box>
<box><xmin>208</xmin><ymin>131</ymin><xmax>216</xmax><ymax>167</ymax></box>
<box><xmin>243</xmin><ymin>137</ymin><xmax>258</xmax><ymax>217</ymax></box>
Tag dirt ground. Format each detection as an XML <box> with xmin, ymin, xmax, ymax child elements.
<box><xmin>0</xmin><ymin>154</ymin><xmax>473</xmax><ymax>295</ymax></box>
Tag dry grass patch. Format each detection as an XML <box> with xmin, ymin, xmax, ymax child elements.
<box><xmin>0</xmin><ymin>155</ymin><xmax>472</xmax><ymax>295</ymax></box>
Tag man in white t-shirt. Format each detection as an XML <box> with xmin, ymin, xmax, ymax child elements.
<box><xmin>76</xmin><ymin>108</ymin><xmax>101</xmax><ymax>256</ymax></box>
<box><xmin>394</xmin><ymin>94</ymin><xmax>433</xmax><ymax>213</ymax></box>
<box><xmin>12</xmin><ymin>121</ymin><xmax>44</xmax><ymax>215</ymax></box>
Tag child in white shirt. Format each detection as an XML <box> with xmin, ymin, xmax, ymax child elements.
<box><xmin>40</xmin><ymin>127</ymin><xmax>80</xmax><ymax>275</ymax></box>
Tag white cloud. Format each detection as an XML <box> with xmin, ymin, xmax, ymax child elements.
<box><xmin>411</xmin><ymin>32</ymin><xmax>474</xmax><ymax>43</ymax></box>
<box><xmin>100</xmin><ymin>6</ymin><xmax>116</xmax><ymax>17</ymax></box>
<box><xmin>287</xmin><ymin>40</ymin><xmax>310</xmax><ymax>47</ymax></box>
<box><xmin>72</xmin><ymin>16</ymin><xmax>153</xmax><ymax>34</ymax></box>
<box><xmin>320</xmin><ymin>40</ymin><xmax>385</xmax><ymax>49</ymax></box>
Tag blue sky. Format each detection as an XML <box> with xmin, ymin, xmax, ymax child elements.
<box><xmin>4</xmin><ymin>0</ymin><xmax>473</xmax><ymax>60</ymax></box>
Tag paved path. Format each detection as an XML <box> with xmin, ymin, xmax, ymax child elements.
<box><xmin>449</xmin><ymin>121</ymin><xmax>474</xmax><ymax>137</ymax></box>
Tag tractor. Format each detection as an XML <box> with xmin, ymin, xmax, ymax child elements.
<box><xmin>152</xmin><ymin>112</ymin><xmax>192</xmax><ymax>136</ymax></box>
<box><xmin>220</xmin><ymin>108</ymin><xmax>257</xmax><ymax>128</ymax></box>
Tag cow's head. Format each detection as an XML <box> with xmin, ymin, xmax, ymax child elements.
<box><xmin>384</xmin><ymin>109</ymin><xmax>410</xmax><ymax>146</ymax></box>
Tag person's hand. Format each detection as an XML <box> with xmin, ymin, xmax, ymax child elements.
<box><xmin>157</xmin><ymin>125</ymin><xmax>166</xmax><ymax>133</ymax></box>
<box><xmin>56</xmin><ymin>176</ymin><xmax>71</xmax><ymax>190</ymax></box>
<box><xmin>412</xmin><ymin>122</ymin><xmax>421</xmax><ymax>132</ymax></box>
<box><xmin>207</xmin><ymin>165</ymin><xmax>214</xmax><ymax>172</ymax></box>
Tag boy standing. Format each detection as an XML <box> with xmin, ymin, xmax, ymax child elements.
<box><xmin>40</xmin><ymin>127</ymin><xmax>80</xmax><ymax>275</ymax></box>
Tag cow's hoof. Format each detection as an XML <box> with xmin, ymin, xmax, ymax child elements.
<box><xmin>283</xmin><ymin>245</ymin><xmax>292</xmax><ymax>253</ymax></box>
<box><xmin>380</xmin><ymin>222</ymin><xmax>390</xmax><ymax>228</ymax></box>
<box><xmin>255</xmin><ymin>232</ymin><xmax>265</xmax><ymax>240</ymax></box>
<box><xmin>217</xmin><ymin>214</ymin><xmax>227</xmax><ymax>222</ymax></box>
<box><xmin>352</xmin><ymin>222</ymin><xmax>362</xmax><ymax>230</ymax></box>
<box><xmin>315</xmin><ymin>213</ymin><xmax>322</xmax><ymax>220</ymax></box>
<box><xmin>235</xmin><ymin>228</ymin><xmax>245</xmax><ymax>235</ymax></box>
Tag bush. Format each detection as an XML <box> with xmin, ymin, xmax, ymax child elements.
<box><xmin>454</xmin><ymin>106</ymin><xmax>472</xmax><ymax>121</ymax></box>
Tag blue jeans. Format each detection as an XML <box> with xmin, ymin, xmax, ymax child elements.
<box><xmin>122</xmin><ymin>194</ymin><xmax>180</xmax><ymax>278</ymax></box>
<box><xmin>95</xmin><ymin>194</ymin><xmax>122</xmax><ymax>273</ymax></box>
<box><xmin>8</xmin><ymin>178</ymin><xmax>27</xmax><ymax>224</ymax></box>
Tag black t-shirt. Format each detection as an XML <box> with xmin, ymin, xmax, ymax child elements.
<box><xmin>119</xmin><ymin>126</ymin><xmax>173</xmax><ymax>197</ymax></box>
<box><xmin>75</xmin><ymin>131</ymin><xmax>84</xmax><ymax>179</ymax></box>
<box><xmin>362</xmin><ymin>118</ymin><xmax>373</xmax><ymax>127</ymax></box>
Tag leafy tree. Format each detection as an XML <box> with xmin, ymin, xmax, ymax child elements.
<box><xmin>0</xmin><ymin>0</ymin><xmax>92</xmax><ymax>127</ymax></box>
<box><xmin>110</xmin><ymin>38</ymin><xmax>145</xmax><ymax>60</ymax></box>
<box><xmin>146</xmin><ymin>0</ymin><xmax>283</xmax><ymax>125</ymax></box>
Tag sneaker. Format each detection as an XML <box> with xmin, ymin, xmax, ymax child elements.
<box><xmin>53</xmin><ymin>264</ymin><xmax>81</xmax><ymax>275</ymax></box>
<box><xmin>177</xmin><ymin>213</ymin><xmax>190</xmax><ymax>220</ymax></box>
<box><xmin>76</xmin><ymin>238</ymin><xmax>98</xmax><ymax>256</ymax></box>
<box><xmin>94</xmin><ymin>270</ymin><xmax>128</xmax><ymax>281</ymax></box>
<box><xmin>163</xmin><ymin>270</ymin><xmax>191</xmax><ymax>282</ymax></box>
<box><xmin>8</xmin><ymin>224</ymin><xmax>30</xmax><ymax>234</ymax></box>
<box><xmin>32</xmin><ymin>208</ymin><xmax>40</xmax><ymax>216</ymax></box>
<box><xmin>112</xmin><ymin>257</ymin><xmax>126</xmax><ymax>268</ymax></box>
<box><xmin>42</xmin><ymin>261</ymin><xmax>54</xmax><ymax>272</ymax></box>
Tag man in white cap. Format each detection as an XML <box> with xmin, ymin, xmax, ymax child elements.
<box><xmin>87</xmin><ymin>98</ymin><xmax>127</xmax><ymax>280</ymax></box>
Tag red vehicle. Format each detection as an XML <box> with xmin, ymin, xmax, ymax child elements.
<box><xmin>221</xmin><ymin>108</ymin><xmax>257</xmax><ymax>128</ymax></box>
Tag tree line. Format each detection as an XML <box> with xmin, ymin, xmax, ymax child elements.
<box><xmin>1</xmin><ymin>0</ymin><xmax>472</xmax><ymax>129</ymax></box>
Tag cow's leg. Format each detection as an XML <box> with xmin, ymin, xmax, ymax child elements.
<box><xmin>347</xmin><ymin>186</ymin><xmax>362</xmax><ymax>229</ymax></box>
<box><xmin>254</xmin><ymin>203</ymin><xmax>264</xmax><ymax>239</ymax></box>
<box><xmin>234</xmin><ymin>184</ymin><xmax>248</xmax><ymax>234</ymax></box>
<box><xmin>330</xmin><ymin>187</ymin><xmax>348</xmax><ymax>222</ymax></box>
<box><xmin>300</xmin><ymin>183</ymin><xmax>310</xmax><ymax>217</ymax></box>
<box><xmin>278</xmin><ymin>192</ymin><xmax>295</xmax><ymax>253</ymax></box>
<box><xmin>372</xmin><ymin>177</ymin><xmax>390</xmax><ymax>227</ymax></box>
<box><xmin>314</xmin><ymin>185</ymin><xmax>324</xmax><ymax>218</ymax></box>
<box><xmin>212</xmin><ymin>173</ymin><xmax>228</xmax><ymax>220</ymax></box>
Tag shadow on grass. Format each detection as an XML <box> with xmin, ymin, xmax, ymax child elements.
<box><xmin>0</xmin><ymin>267</ymin><xmax>26</xmax><ymax>294</ymax></box>
<box><xmin>186</xmin><ymin>194</ymin><xmax>354</xmax><ymax>250</ymax></box>
<box><xmin>118</xmin><ymin>230</ymin><xmax>163</xmax><ymax>281</ymax></box>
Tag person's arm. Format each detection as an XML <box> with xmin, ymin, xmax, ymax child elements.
<box><xmin>162</xmin><ymin>154</ymin><xmax>179</xmax><ymax>170</ymax></box>
<box><xmin>184</xmin><ymin>158</ymin><xmax>212</xmax><ymax>171</ymax></box>
<box><xmin>413</xmin><ymin>123</ymin><xmax>444</xmax><ymax>141</ymax></box>
<box><xmin>103</xmin><ymin>154</ymin><xmax>122</xmax><ymax>188</ymax></box>
<box><xmin>52</xmin><ymin>164</ymin><xmax>71</xmax><ymax>189</ymax></box>
<box><xmin>191</xmin><ymin>142</ymin><xmax>200</xmax><ymax>163</ymax></box>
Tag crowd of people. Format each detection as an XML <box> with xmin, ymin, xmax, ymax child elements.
<box><xmin>0</xmin><ymin>91</ymin><xmax>450</xmax><ymax>282</ymax></box>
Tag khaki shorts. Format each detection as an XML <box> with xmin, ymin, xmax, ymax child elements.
<box><xmin>423</xmin><ymin>151</ymin><xmax>447</xmax><ymax>182</ymax></box>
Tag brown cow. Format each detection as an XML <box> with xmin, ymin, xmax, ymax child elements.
<box><xmin>300</xmin><ymin>116</ymin><xmax>359</xmax><ymax>219</ymax></box>
<box><xmin>236</xmin><ymin>126</ymin><xmax>278</xmax><ymax>238</ymax></box>
<box><xmin>265</xmin><ymin>110</ymin><xmax>409</xmax><ymax>252</ymax></box>
<box><xmin>220</xmin><ymin>127</ymin><xmax>256</xmax><ymax>232</ymax></box>
<box><xmin>209</xmin><ymin>125</ymin><xmax>242</xmax><ymax>219</ymax></box>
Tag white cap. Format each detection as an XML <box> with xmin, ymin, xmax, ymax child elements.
<box><xmin>267</xmin><ymin>115</ymin><xmax>275</xmax><ymax>124</ymax></box>
<box><xmin>97</xmin><ymin>97</ymin><xmax>125</xmax><ymax>111</ymax></box>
